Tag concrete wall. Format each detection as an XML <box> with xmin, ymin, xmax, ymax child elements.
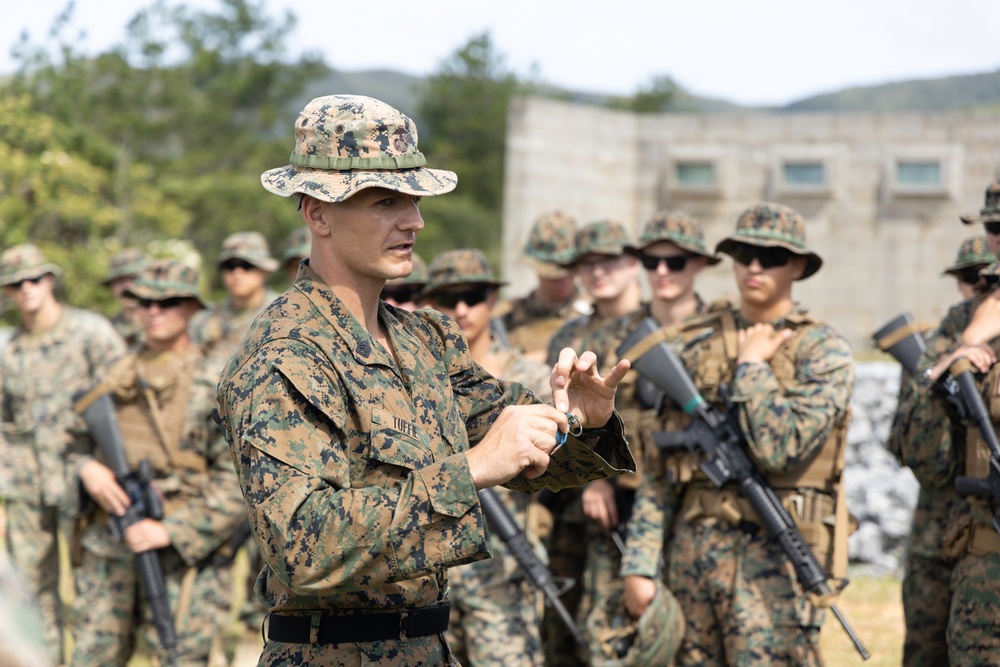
<box><xmin>501</xmin><ymin>96</ymin><xmax>1000</xmax><ymax>350</ymax></box>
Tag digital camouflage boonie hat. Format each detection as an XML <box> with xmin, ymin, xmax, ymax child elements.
<box><xmin>422</xmin><ymin>249</ymin><xmax>507</xmax><ymax>297</ymax></box>
<box><xmin>101</xmin><ymin>247</ymin><xmax>148</xmax><ymax>285</ymax></box>
<box><xmin>715</xmin><ymin>202</ymin><xmax>823</xmax><ymax>279</ymax></box>
<box><xmin>584</xmin><ymin>579</ymin><xmax>685</xmax><ymax>667</ymax></box>
<box><xmin>523</xmin><ymin>211</ymin><xmax>577</xmax><ymax>279</ymax></box>
<box><xmin>385</xmin><ymin>252</ymin><xmax>428</xmax><ymax>288</ymax></box>
<box><xmin>280</xmin><ymin>227</ymin><xmax>312</xmax><ymax>270</ymax></box>
<box><xmin>943</xmin><ymin>236</ymin><xmax>996</xmax><ymax>276</ymax></box>
<box><xmin>261</xmin><ymin>95</ymin><xmax>457</xmax><ymax>204</ymax></box>
<box><xmin>124</xmin><ymin>259</ymin><xmax>206</xmax><ymax>308</ymax></box>
<box><xmin>566</xmin><ymin>219</ymin><xmax>632</xmax><ymax>266</ymax></box>
<box><xmin>217</xmin><ymin>231</ymin><xmax>279</xmax><ymax>273</ymax></box>
<box><xmin>0</xmin><ymin>244</ymin><xmax>61</xmax><ymax>286</ymax></box>
<box><xmin>627</xmin><ymin>209</ymin><xmax>720</xmax><ymax>265</ymax></box>
<box><xmin>960</xmin><ymin>179</ymin><xmax>1000</xmax><ymax>224</ymax></box>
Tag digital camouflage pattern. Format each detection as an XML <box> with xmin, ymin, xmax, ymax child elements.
<box><xmin>943</xmin><ymin>236</ymin><xmax>996</xmax><ymax>276</ymax></box>
<box><xmin>620</xmin><ymin>306</ymin><xmax>854</xmax><ymax>667</ymax></box>
<box><xmin>567</xmin><ymin>219</ymin><xmax>631</xmax><ymax>266</ymax></box>
<box><xmin>629</xmin><ymin>209</ymin><xmax>720</xmax><ymax>263</ymax></box>
<box><xmin>447</xmin><ymin>343</ymin><xmax>552</xmax><ymax>667</ymax></box>
<box><xmin>189</xmin><ymin>288</ymin><xmax>279</xmax><ymax>355</ymax></box>
<box><xmin>715</xmin><ymin>202</ymin><xmax>823</xmax><ymax>279</ymax></box>
<box><xmin>123</xmin><ymin>259</ymin><xmax>206</xmax><ymax>307</ymax></box>
<box><xmin>66</xmin><ymin>338</ymin><xmax>246</xmax><ymax>666</ymax></box>
<box><xmin>214</xmin><ymin>263</ymin><xmax>634</xmax><ymax>666</ymax></box>
<box><xmin>0</xmin><ymin>243</ymin><xmax>62</xmax><ymax>285</ymax></box>
<box><xmin>421</xmin><ymin>248</ymin><xmax>506</xmax><ymax>297</ymax></box>
<box><xmin>0</xmin><ymin>304</ymin><xmax>124</xmax><ymax>663</ymax></box>
<box><xmin>547</xmin><ymin>311</ymin><xmax>620</xmax><ymax>367</ymax></box>
<box><xmin>584</xmin><ymin>577</ymin><xmax>685</xmax><ymax>667</ymax></box>
<box><xmin>280</xmin><ymin>226</ymin><xmax>312</xmax><ymax>273</ymax></box>
<box><xmin>0</xmin><ymin>553</ymin><xmax>50</xmax><ymax>667</ymax></box>
<box><xmin>218</xmin><ymin>230</ymin><xmax>280</xmax><ymax>272</ymax></box>
<box><xmin>522</xmin><ymin>210</ymin><xmax>577</xmax><ymax>278</ymax></box>
<box><xmin>960</xmin><ymin>178</ymin><xmax>1000</xmax><ymax>224</ymax></box>
<box><xmin>384</xmin><ymin>252</ymin><xmax>428</xmax><ymax>288</ymax></box>
<box><xmin>101</xmin><ymin>247</ymin><xmax>148</xmax><ymax>285</ymax></box>
<box><xmin>261</xmin><ymin>95</ymin><xmax>457</xmax><ymax>204</ymax></box>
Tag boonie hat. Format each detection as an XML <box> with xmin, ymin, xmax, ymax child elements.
<box><xmin>943</xmin><ymin>236</ymin><xmax>996</xmax><ymax>276</ymax></box>
<box><xmin>280</xmin><ymin>227</ymin><xmax>312</xmax><ymax>270</ymax></box>
<box><xmin>0</xmin><ymin>244</ymin><xmax>61</xmax><ymax>286</ymax></box>
<box><xmin>567</xmin><ymin>220</ymin><xmax>632</xmax><ymax>266</ymax></box>
<box><xmin>716</xmin><ymin>202</ymin><xmax>823</xmax><ymax>279</ymax></box>
<box><xmin>628</xmin><ymin>209</ymin><xmax>720</xmax><ymax>265</ymax></box>
<box><xmin>385</xmin><ymin>253</ymin><xmax>429</xmax><ymax>288</ymax></box>
<box><xmin>261</xmin><ymin>95</ymin><xmax>457</xmax><ymax>204</ymax></box>
<box><xmin>217</xmin><ymin>232</ymin><xmax>279</xmax><ymax>273</ymax></box>
<box><xmin>102</xmin><ymin>247</ymin><xmax>148</xmax><ymax>285</ymax></box>
<box><xmin>124</xmin><ymin>259</ymin><xmax>206</xmax><ymax>308</ymax></box>
<box><xmin>961</xmin><ymin>179</ymin><xmax>1000</xmax><ymax>224</ymax></box>
<box><xmin>584</xmin><ymin>579</ymin><xmax>685</xmax><ymax>667</ymax></box>
<box><xmin>523</xmin><ymin>211</ymin><xmax>577</xmax><ymax>279</ymax></box>
<box><xmin>422</xmin><ymin>249</ymin><xmax>507</xmax><ymax>297</ymax></box>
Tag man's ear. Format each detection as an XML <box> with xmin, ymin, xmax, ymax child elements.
<box><xmin>791</xmin><ymin>256</ymin><xmax>808</xmax><ymax>280</ymax></box>
<box><xmin>301</xmin><ymin>195</ymin><xmax>333</xmax><ymax>238</ymax></box>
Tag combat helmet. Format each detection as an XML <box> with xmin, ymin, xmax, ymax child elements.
<box><xmin>584</xmin><ymin>579</ymin><xmax>685</xmax><ymax>667</ymax></box>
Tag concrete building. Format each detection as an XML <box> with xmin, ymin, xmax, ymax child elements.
<box><xmin>501</xmin><ymin>95</ymin><xmax>1000</xmax><ymax>351</ymax></box>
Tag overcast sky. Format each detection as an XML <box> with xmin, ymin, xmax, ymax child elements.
<box><xmin>3</xmin><ymin>0</ymin><xmax>1000</xmax><ymax>107</ymax></box>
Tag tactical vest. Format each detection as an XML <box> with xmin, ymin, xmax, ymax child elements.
<box><xmin>639</xmin><ymin>307</ymin><xmax>853</xmax><ymax>578</ymax></box>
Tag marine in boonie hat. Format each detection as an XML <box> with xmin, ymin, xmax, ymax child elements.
<box><xmin>421</xmin><ymin>249</ymin><xmax>507</xmax><ymax>297</ymax></box>
<box><xmin>523</xmin><ymin>211</ymin><xmax>577</xmax><ymax>279</ymax></box>
<box><xmin>261</xmin><ymin>95</ymin><xmax>457</xmax><ymax>204</ymax></box>
<box><xmin>626</xmin><ymin>209</ymin><xmax>720</xmax><ymax>265</ymax></box>
<box><xmin>943</xmin><ymin>236</ymin><xmax>996</xmax><ymax>276</ymax></box>
<box><xmin>565</xmin><ymin>219</ymin><xmax>632</xmax><ymax>266</ymax></box>
<box><xmin>124</xmin><ymin>259</ymin><xmax>206</xmax><ymax>308</ymax></box>
<box><xmin>0</xmin><ymin>244</ymin><xmax>62</xmax><ymax>286</ymax></box>
<box><xmin>102</xmin><ymin>247</ymin><xmax>148</xmax><ymax>286</ymax></box>
<box><xmin>280</xmin><ymin>227</ymin><xmax>312</xmax><ymax>270</ymax></box>
<box><xmin>218</xmin><ymin>231</ymin><xmax>279</xmax><ymax>273</ymax></box>
<box><xmin>960</xmin><ymin>179</ymin><xmax>1000</xmax><ymax>224</ymax></box>
<box><xmin>715</xmin><ymin>202</ymin><xmax>823</xmax><ymax>279</ymax></box>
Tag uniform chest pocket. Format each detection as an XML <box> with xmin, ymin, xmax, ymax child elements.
<box><xmin>365</xmin><ymin>406</ymin><xmax>435</xmax><ymax>471</ymax></box>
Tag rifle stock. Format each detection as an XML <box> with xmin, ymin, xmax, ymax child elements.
<box><xmin>949</xmin><ymin>359</ymin><xmax>1000</xmax><ymax>535</ymax></box>
<box><xmin>618</xmin><ymin>319</ymin><xmax>870</xmax><ymax>661</ymax></box>
<box><xmin>477</xmin><ymin>488</ymin><xmax>585</xmax><ymax>646</ymax></box>
<box><xmin>77</xmin><ymin>393</ymin><xmax>179</xmax><ymax>666</ymax></box>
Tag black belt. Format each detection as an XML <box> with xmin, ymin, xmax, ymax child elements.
<box><xmin>266</xmin><ymin>604</ymin><xmax>451</xmax><ymax>644</ymax></box>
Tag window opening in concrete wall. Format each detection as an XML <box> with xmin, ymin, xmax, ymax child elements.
<box><xmin>676</xmin><ymin>161</ymin><xmax>716</xmax><ymax>187</ymax></box>
<box><xmin>783</xmin><ymin>161</ymin><xmax>826</xmax><ymax>187</ymax></box>
<box><xmin>896</xmin><ymin>160</ymin><xmax>942</xmax><ymax>186</ymax></box>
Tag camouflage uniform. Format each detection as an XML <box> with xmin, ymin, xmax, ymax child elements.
<box><xmin>621</xmin><ymin>204</ymin><xmax>854</xmax><ymax>667</ymax></box>
<box><xmin>420</xmin><ymin>249</ymin><xmax>553</xmax><ymax>667</ymax></box>
<box><xmin>0</xmin><ymin>552</ymin><xmax>51</xmax><ymax>667</ymax></box>
<box><xmin>499</xmin><ymin>211</ymin><xmax>591</xmax><ymax>358</ymax></box>
<box><xmin>216</xmin><ymin>95</ymin><xmax>636</xmax><ymax>667</ymax></box>
<box><xmin>0</xmin><ymin>244</ymin><xmax>126</xmax><ymax>664</ymax></box>
<box><xmin>279</xmin><ymin>227</ymin><xmax>312</xmax><ymax>277</ymax></box>
<box><xmin>102</xmin><ymin>247</ymin><xmax>148</xmax><ymax>347</ymax></box>
<box><xmin>189</xmin><ymin>231</ymin><xmax>280</xmax><ymax>358</ymax></box>
<box><xmin>66</xmin><ymin>260</ymin><xmax>247</xmax><ymax>667</ymax></box>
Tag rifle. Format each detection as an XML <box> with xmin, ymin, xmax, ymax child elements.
<box><xmin>477</xmin><ymin>488</ymin><xmax>585</xmax><ymax>646</ymax></box>
<box><xmin>948</xmin><ymin>358</ymin><xmax>1000</xmax><ymax>535</ymax></box>
<box><xmin>618</xmin><ymin>319</ymin><xmax>871</xmax><ymax>661</ymax></box>
<box><xmin>76</xmin><ymin>393</ymin><xmax>179</xmax><ymax>666</ymax></box>
<box><xmin>872</xmin><ymin>311</ymin><xmax>927</xmax><ymax>375</ymax></box>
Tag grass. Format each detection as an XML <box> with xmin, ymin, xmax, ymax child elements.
<box><xmin>820</xmin><ymin>573</ymin><xmax>903</xmax><ymax>666</ymax></box>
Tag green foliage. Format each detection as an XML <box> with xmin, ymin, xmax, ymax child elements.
<box><xmin>417</xmin><ymin>33</ymin><xmax>520</xmax><ymax>260</ymax></box>
<box><xmin>607</xmin><ymin>75</ymin><xmax>699</xmax><ymax>113</ymax></box>
<box><xmin>782</xmin><ymin>70</ymin><xmax>1000</xmax><ymax>112</ymax></box>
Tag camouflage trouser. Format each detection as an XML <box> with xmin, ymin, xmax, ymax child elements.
<box><xmin>669</xmin><ymin>517</ymin><xmax>824</xmax><ymax>667</ymax></box>
<box><xmin>576</xmin><ymin>518</ymin><xmax>624</xmax><ymax>634</ymax></box>
<box><xmin>260</xmin><ymin>633</ymin><xmax>459</xmax><ymax>666</ymax></box>
<box><xmin>947</xmin><ymin>550</ymin><xmax>1000</xmax><ymax>666</ymax></box>
<box><xmin>902</xmin><ymin>554</ymin><xmax>951</xmax><ymax>666</ymax></box>
<box><xmin>5</xmin><ymin>500</ymin><xmax>68</xmax><ymax>666</ymax></box>
<box><xmin>542</xmin><ymin>492</ymin><xmax>587</xmax><ymax>667</ymax></box>
<box><xmin>447</xmin><ymin>571</ymin><xmax>543</xmax><ymax>667</ymax></box>
<box><xmin>70</xmin><ymin>547</ymin><xmax>232</xmax><ymax>667</ymax></box>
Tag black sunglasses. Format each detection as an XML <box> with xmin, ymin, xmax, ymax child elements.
<box><xmin>381</xmin><ymin>285</ymin><xmax>422</xmax><ymax>303</ymax></box>
<box><xmin>985</xmin><ymin>222</ymin><xmax>1000</xmax><ymax>235</ymax></box>
<box><xmin>220</xmin><ymin>259</ymin><xmax>257</xmax><ymax>272</ymax></box>
<box><xmin>636</xmin><ymin>252</ymin><xmax>689</xmax><ymax>272</ymax></box>
<box><xmin>956</xmin><ymin>267</ymin><xmax>984</xmax><ymax>285</ymax></box>
<box><xmin>431</xmin><ymin>287</ymin><xmax>491</xmax><ymax>309</ymax></box>
<box><xmin>8</xmin><ymin>275</ymin><xmax>44</xmax><ymax>289</ymax></box>
<box><xmin>728</xmin><ymin>244</ymin><xmax>793</xmax><ymax>269</ymax></box>
<box><xmin>136</xmin><ymin>296</ymin><xmax>187</xmax><ymax>310</ymax></box>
